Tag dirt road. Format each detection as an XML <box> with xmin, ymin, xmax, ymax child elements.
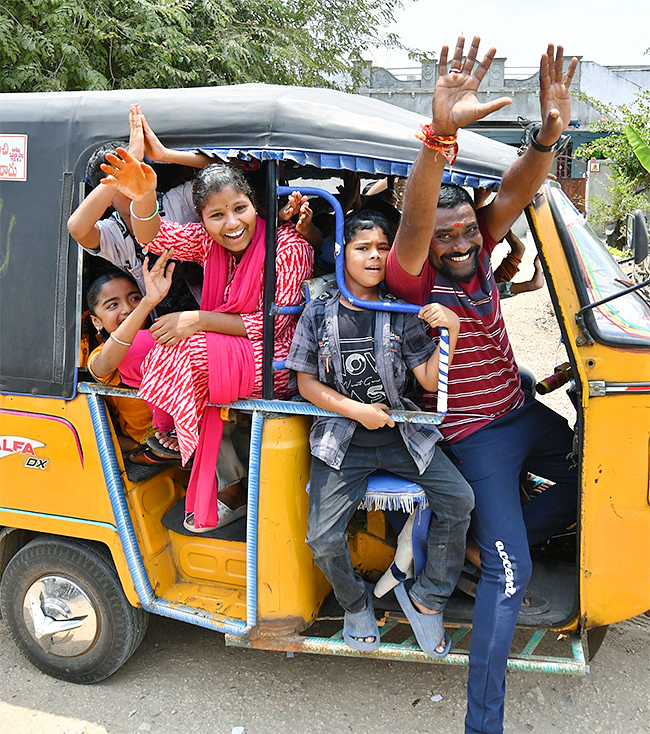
<box><xmin>1</xmin><ymin>610</ymin><xmax>648</xmax><ymax>734</ymax></box>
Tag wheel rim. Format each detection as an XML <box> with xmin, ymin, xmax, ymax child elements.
<box><xmin>22</xmin><ymin>575</ymin><xmax>99</xmax><ymax>657</ymax></box>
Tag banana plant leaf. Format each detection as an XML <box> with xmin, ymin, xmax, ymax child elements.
<box><xmin>625</xmin><ymin>123</ymin><xmax>650</xmax><ymax>174</ymax></box>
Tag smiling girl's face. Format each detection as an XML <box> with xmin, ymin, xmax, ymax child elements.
<box><xmin>90</xmin><ymin>278</ymin><xmax>142</xmax><ymax>335</ymax></box>
<box><xmin>200</xmin><ymin>185</ymin><xmax>257</xmax><ymax>260</ymax></box>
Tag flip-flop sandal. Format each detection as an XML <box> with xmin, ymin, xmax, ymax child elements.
<box><xmin>343</xmin><ymin>590</ymin><xmax>380</xmax><ymax>652</ymax></box>
<box><xmin>183</xmin><ymin>500</ymin><xmax>246</xmax><ymax>534</ymax></box>
<box><xmin>126</xmin><ymin>447</ymin><xmax>180</xmax><ymax>466</ymax></box>
<box><xmin>456</xmin><ymin>564</ymin><xmax>549</xmax><ymax>616</ymax></box>
<box><xmin>182</xmin><ymin>513</ymin><xmax>218</xmax><ymax>534</ymax></box>
<box><xmin>394</xmin><ymin>582</ymin><xmax>451</xmax><ymax>659</ymax></box>
<box><xmin>519</xmin><ymin>589</ymin><xmax>550</xmax><ymax>616</ymax></box>
<box><xmin>146</xmin><ymin>430</ymin><xmax>181</xmax><ymax>459</ymax></box>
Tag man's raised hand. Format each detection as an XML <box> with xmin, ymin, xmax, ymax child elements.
<box><xmin>431</xmin><ymin>36</ymin><xmax>512</xmax><ymax>136</ymax></box>
<box><xmin>537</xmin><ymin>45</ymin><xmax>578</xmax><ymax>146</ymax></box>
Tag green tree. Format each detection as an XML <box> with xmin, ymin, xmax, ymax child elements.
<box><xmin>0</xmin><ymin>0</ymin><xmax>406</xmax><ymax>93</ymax></box>
<box><xmin>575</xmin><ymin>90</ymin><xmax>650</xmax><ymax>232</ymax></box>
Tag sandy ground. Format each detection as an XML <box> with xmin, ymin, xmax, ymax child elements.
<box><xmin>1</xmin><ymin>259</ymin><xmax>648</xmax><ymax>734</ymax></box>
<box><xmin>0</xmin><ymin>611</ymin><xmax>648</xmax><ymax>734</ymax></box>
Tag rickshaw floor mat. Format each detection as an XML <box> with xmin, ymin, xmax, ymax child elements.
<box><xmin>161</xmin><ymin>498</ymin><xmax>246</xmax><ymax>542</ymax></box>
<box><xmin>123</xmin><ymin>455</ymin><xmax>171</xmax><ymax>483</ymax></box>
<box><xmin>317</xmin><ymin>557</ymin><xmax>577</xmax><ymax>629</ymax></box>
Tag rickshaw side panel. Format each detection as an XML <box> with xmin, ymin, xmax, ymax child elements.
<box><xmin>530</xmin><ymin>189</ymin><xmax>650</xmax><ymax>627</ymax></box>
<box><xmin>580</xmin><ymin>395</ymin><xmax>650</xmax><ymax>625</ymax></box>
<box><xmin>256</xmin><ymin>414</ymin><xmax>330</xmax><ymax>631</ymax></box>
<box><xmin>0</xmin><ymin>394</ymin><xmax>115</xmax><ymax>521</ymax></box>
<box><xmin>0</xmin><ymin>121</ymin><xmax>78</xmax><ymax>398</ymax></box>
<box><xmin>0</xmin><ymin>392</ymin><xmax>146</xmax><ymax>607</ymax></box>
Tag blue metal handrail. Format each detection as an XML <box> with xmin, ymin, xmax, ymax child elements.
<box><xmin>275</xmin><ymin>185</ymin><xmax>449</xmax><ymax>413</ymax></box>
<box><xmin>82</xmin><ymin>385</ymin><xmax>251</xmax><ymax>636</ymax></box>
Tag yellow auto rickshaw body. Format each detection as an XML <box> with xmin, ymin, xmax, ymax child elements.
<box><xmin>1</xmin><ymin>84</ymin><xmax>649</xmax><ymax>683</ymax></box>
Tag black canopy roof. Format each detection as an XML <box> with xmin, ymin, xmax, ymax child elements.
<box><xmin>2</xmin><ymin>84</ymin><xmax>517</xmax><ymax>182</ymax></box>
<box><xmin>0</xmin><ymin>84</ymin><xmax>518</xmax><ymax>398</ymax></box>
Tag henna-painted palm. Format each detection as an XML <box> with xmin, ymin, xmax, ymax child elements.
<box><xmin>99</xmin><ymin>147</ymin><xmax>157</xmax><ymax>201</ymax></box>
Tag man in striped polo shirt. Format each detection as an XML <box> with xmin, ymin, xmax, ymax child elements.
<box><xmin>385</xmin><ymin>36</ymin><xmax>579</xmax><ymax>734</ymax></box>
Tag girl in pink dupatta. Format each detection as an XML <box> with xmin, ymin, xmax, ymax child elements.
<box><xmin>100</xmin><ymin>153</ymin><xmax>314</xmax><ymax>531</ymax></box>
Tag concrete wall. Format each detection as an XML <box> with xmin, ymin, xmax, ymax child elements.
<box><xmin>357</xmin><ymin>59</ymin><xmax>649</xmax><ymax>127</ymax></box>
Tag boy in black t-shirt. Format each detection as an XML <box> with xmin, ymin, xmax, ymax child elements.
<box><xmin>286</xmin><ymin>210</ymin><xmax>472</xmax><ymax>657</ymax></box>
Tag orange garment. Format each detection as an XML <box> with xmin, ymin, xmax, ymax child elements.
<box><xmin>88</xmin><ymin>344</ymin><xmax>152</xmax><ymax>444</ymax></box>
<box><xmin>493</xmin><ymin>252</ymin><xmax>522</xmax><ymax>283</ymax></box>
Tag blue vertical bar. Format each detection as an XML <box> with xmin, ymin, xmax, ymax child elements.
<box><xmin>245</xmin><ymin>411</ymin><xmax>264</xmax><ymax>628</ymax></box>
<box><xmin>263</xmin><ymin>162</ymin><xmax>279</xmax><ymax>400</ymax></box>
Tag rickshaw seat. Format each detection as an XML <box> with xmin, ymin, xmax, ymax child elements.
<box><xmin>306</xmin><ymin>470</ymin><xmax>431</xmax><ymax>579</ymax></box>
<box><xmin>358</xmin><ymin>471</ymin><xmax>431</xmax><ymax>580</ymax></box>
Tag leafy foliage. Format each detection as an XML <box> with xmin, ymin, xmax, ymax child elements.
<box><xmin>574</xmin><ymin>91</ymin><xmax>650</xmax><ymax>231</ymax></box>
<box><xmin>625</xmin><ymin>124</ymin><xmax>650</xmax><ymax>175</ymax></box>
<box><xmin>1</xmin><ymin>0</ymin><xmax>405</xmax><ymax>92</ymax></box>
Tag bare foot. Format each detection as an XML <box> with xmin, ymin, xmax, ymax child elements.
<box><xmin>119</xmin><ymin>436</ymin><xmax>140</xmax><ymax>452</ymax></box>
<box><xmin>156</xmin><ymin>430</ymin><xmax>179</xmax><ymax>452</ymax></box>
<box><xmin>218</xmin><ymin>482</ymin><xmax>246</xmax><ymax>510</ymax></box>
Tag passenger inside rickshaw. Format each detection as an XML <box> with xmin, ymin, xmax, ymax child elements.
<box><xmin>71</xmin><ymin>106</ymin><xmax>326</xmax><ymax>493</ymax></box>
<box><xmin>286</xmin><ymin>208</ymin><xmax>471</xmax><ymax>655</ymax></box>
<box><xmin>73</xmin><ymin>125</ymin><xmax>314</xmax><ymax>533</ymax></box>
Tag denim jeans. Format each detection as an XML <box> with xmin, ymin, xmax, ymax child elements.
<box><xmin>306</xmin><ymin>435</ymin><xmax>474</xmax><ymax>614</ymax></box>
<box><xmin>442</xmin><ymin>395</ymin><xmax>578</xmax><ymax>734</ymax></box>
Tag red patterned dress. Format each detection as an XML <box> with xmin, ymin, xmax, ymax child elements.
<box><xmin>140</xmin><ymin>219</ymin><xmax>313</xmax><ymax>462</ymax></box>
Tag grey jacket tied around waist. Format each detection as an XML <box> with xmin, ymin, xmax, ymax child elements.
<box><xmin>287</xmin><ymin>288</ymin><xmax>442</xmax><ymax>474</ymax></box>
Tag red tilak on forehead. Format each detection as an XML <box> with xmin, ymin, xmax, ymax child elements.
<box><xmin>451</xmin><ymin>221</ymin><xmax>464</xmax><ymax>227</ymax></box>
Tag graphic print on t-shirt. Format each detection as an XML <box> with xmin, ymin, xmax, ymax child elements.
<box><xmin>339</xmin><ymin>308</ymin><xmax>387</xmax><ymax>404</ymax></box>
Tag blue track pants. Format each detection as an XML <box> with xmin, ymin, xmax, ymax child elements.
<box><xmin>443</xmin><ymin>395</ymin><xmax>578</xmax><ymax>734</ymax></box>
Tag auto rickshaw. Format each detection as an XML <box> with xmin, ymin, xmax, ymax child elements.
<box><xmin>0</xmin><ymin>84</ymin><xmax>648</xmax><ymax>683</ymax></box>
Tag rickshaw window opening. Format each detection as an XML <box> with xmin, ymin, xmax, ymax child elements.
<box><xmin>546</xmin><ymin>184</ymin><xmax>650</xmax><ymax>349</ymax></box>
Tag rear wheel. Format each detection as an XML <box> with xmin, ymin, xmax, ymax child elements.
<box><xmin>0</xmin><ymin>537</ymin><xmax>148</xmax><ymax>683</ymax></box>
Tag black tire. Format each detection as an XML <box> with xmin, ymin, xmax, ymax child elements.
<box><xmin>0</xmin><ymin>537</ymin><xmax>148</xmax><ymax>683</ymax></box>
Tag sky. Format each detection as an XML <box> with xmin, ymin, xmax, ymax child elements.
<box><xmin>369</xmin><ymin>0</ymin><xmax>649</xmax><ymax>71</ymax></box>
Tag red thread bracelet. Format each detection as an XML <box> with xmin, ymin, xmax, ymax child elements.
<box><xmin>415</xmin><ymin>125</ymin><xmax>459</xmax><ymax>166</ymax></box>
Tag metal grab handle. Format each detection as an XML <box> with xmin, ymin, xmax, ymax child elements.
<box><xmin>277</xmin><ymin>185</ymin><xmax>449</xmax><ymax>416</ymax></box>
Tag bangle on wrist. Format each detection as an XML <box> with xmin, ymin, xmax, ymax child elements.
<box><xmin>529</xmin><ymin>124</ymin><xmax>561</xmax><ymax>153</ymax></box>
<box><xmin>109</xmin><ymin>333</ymin><xmax>132</xmax><ymax>347</ymax></box>
<box><xmin>129</xmin><ymin>200</ymin><xmax>159</xmax><ymax>221</ymax></box>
